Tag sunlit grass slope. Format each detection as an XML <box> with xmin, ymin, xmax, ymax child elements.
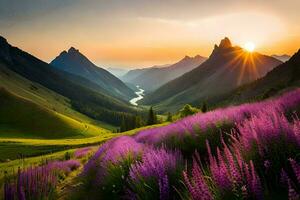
<box><xmin>0</xmin><ymin>123</ymin><xmax>166</xmax><ymax>161</ymax></box>
<box><xmin>0</xmin><ymin>64</ymin><xmax>116</xmax><ymax>131</ymax></box>
<box><xmin>0</xmin><ymin>87</ymin><xmax>106</xmax><ymax>139</ymax></box>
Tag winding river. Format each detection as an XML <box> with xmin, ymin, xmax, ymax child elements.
<box><xmin>129</xmin><ymin>85</ymin><xmax>145</xmax><ymax>106</ymax></box>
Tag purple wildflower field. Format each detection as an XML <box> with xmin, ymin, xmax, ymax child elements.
<box><xmin>4</xmin><ymin>159</ymin><xmax>80</xmax><ymax>200</ymax></box>
<box><xmin>4</xmin><ymin>89</ymin><xmax>300</xmax><ymax>200</ymax></box>
<box><xmin>75</xmin><ymin>89</ymin><xmax>300</xmax><ymax>200</ymax></box>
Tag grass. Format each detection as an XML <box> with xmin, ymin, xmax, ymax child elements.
<box><xmin>0</xmin><ymin>135</ymin><xmax>113</xmax><ymax>161</ymax></box>
<box><xmin>0</xmin><ymin>87</ymin><xmax>108</xmax><ymax>139</ymax></box>
<box><xmin>0</xmin><ymin>123</ymin><xmax>167</xmax><ymax>162</ymax></box>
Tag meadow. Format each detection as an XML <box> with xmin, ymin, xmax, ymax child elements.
<box><xmin>3</xmin><ymin>89</ymin><xmax>300</xmax><ymax>199</ymax></box>
<box><xmin>0</xmin><ymin>124</ymin><xmax>166</xmax><ymax>197</ymax></box>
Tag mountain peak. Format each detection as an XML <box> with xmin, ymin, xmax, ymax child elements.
<box><xmin>194</xmin><ymin>55</ymin><xmax>204</xmax><ymax>59</ymax></box>
<box><xmin>181</xmin><ymin>55</ymin><xmax>191</xmax><ymax>61</ymax></box>
<box><xmin>59</xmin><ymin>50</ymin><xmax>67</xmax><ymax>56</ymax></box>
<box><xmin>0</xmin><ymin>36</ymin><xmax>12</xmax><ymax>62</ymax></box>
<box><xmin>218</xmin><ymin>37</ymin><xmax>232</xmax><ymax>49</ymax></box>
<box><xmin>68</xmin><ymin>47</ymin><xmax>79</xmax><ymax>54</ymax></box>
<box><xmin>210</xmin><ymin>37</ymin><xmax>234</xmax><ymax>58</ymax></box>
<box><xmin>0</xmin><ymin>36</ymin><xmax>8</xmax><ymax>45</ymax></box>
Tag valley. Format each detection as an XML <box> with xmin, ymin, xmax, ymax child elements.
<box><xmin>1</xmin><ymin>1</ymin><xmax>300</xmax><ymax>199</ymax></box>
<box><xmin>1</xmin><ymin>34</ymin><xmax>299</xmax><ymax>200</ymax></box>
<box><xmin>129</xmin><ymin>86</ymin><xmax>145</xmax><ymax>106</ymax></box>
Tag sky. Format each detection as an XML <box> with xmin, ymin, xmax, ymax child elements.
<box><xmin>1</xmin><ymin>0</ymin><xmax>300</xmax><ymax>68</ymax></box>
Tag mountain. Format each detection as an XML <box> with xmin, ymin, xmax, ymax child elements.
<box><xmin>51</xmin><ymin>47</ymin><xmax>134</xmax><ymax>101</ymax></box>
<box><xmin>0</xmin><ymin>36</ymin><xmax>136</xmax><ymax>127</ymax></box>
<box><xmin>142</xmin><ymin>37</ymin><xmax>282</xmax><ymax>112</ymax></box>
<box><xmin>106</xmin><ymin>67</ymin><xmax>129</xmax><ymax>78</ymax></box>
<box><xmin>271</xmin><ymin>54</ymin><xmax>291</xmax><ymax>62</ymax></box>
<box><xmin>220</xmin><ymin>49</ymin><xmax>300</xmax><ymax>104</ymax></box>
<box><xmin>123</xmin><ymin>55</ymin><xmax>206</xmax><ymax>91</ymax></box>
<box><xmin>121</xmin><ymin>67</ymin><xmax>158</xmax><ymax>84</ymax></box>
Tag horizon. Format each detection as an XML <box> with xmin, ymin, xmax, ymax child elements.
<box><xmin>1</xmin><ymin>0</ymin><xmax>300</xmax><ymax>68</ymax></box>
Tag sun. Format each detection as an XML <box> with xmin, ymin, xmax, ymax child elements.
<box><xmin>243</xmin><ymin>42</ymin><xmax>256</xmax><ymax>52</ymax></box>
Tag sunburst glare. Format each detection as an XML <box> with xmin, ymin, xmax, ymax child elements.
<box><xmin>243</xmin><ymin>42</ymin><xmax>256</xmax><ymax>52</ymax></box>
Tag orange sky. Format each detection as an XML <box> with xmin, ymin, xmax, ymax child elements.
<box><xmin>1</xmin><ymin>0</ymin><xmax>300</xmax><ymax>68</ymax></box>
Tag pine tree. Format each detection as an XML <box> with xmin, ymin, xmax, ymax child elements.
<box><xmin>201</xmin><ymin>101</ymin><xmax>208</xmax><ymax>113</ymax></box>
<box><xmin>135</xmin><ymin>115</ymin><xmax>142</xmax><ymax>128</ymax></box>
<box><xmin>120</xmin><ymin>115</ymin><xmax>126</xmax><ymax>132</ymax></box>
<box><xmin>147</xmin><ymin>107</ymin><xmax>157</xmax><ymax>125</ymax></box>
<box><xmin>167</xmin><ymin>112</ymin><xmax>172</xmax><ymax>122</ymax></box>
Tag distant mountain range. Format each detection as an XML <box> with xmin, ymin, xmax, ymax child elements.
<box><xmin>106</xmin><ymin>67</ymin><xmax>129</xmax><ymax>78</ymax></box>
<box><xmin>121</xmin><ymin>55</ymin><xmax>206</xmax><ymax>91</ymax></box>
<box><xmin>271</xmin><ymin>54</ymin><xmax>291</xmax><ymax>62</ymax></box>
<box><xmin>142</xmin><ymin>37</ymin><xmax>282</xmax><ymax>111</ymax></box>
<box><xmin>51</xmin><ymin>47</ymin><xmax>135</xmax><ymax>101</ymax></box>
<box><xmin>121</xmin><ymin>64</ymin><xmax>170</xmax><ymax>84</ymax></box>
<box><xmin>0</xmin><ymin>36</ymin><xmax>137</xmax><ymax>129</ymax></box>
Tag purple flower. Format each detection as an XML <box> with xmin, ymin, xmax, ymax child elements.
<box><xmin>249</xmin><ymin>161</ymin><xmax>263</xmax><ymax>200</ymax></box>
<box><xmin>288</xmin><ymin>180</ymin><xmax>299</xmax><ymax>200</ymax></box>
<box><xmin>159</xmin><ymin>175</ymin><xmax>169</xmax><ymax>200</ymax></box>
<box><xmin>236</xmin><ymin>110</ymin><xmax>299</xmax><ymax>157</ymax></box>
<box><xmin>74</xmin><ymin>147</ymin><xmax>93</xmax><ymax>158</ymax></box>
<box><xmin>289</xmin><ymin>158</ymin><xmax>300</xmax><ymax>183</ymax></box>
<box><xmin>129</xmin><ymin>147</ymin><xmax>182</xmax><ymax>181</ymax></box>
<box><xmin>128</xmin><ymin>147</ymin><xmax>183</xmax><ymax>200</ymax></box>
<box><xmin>82</xmin><ymin>136</ymin><xmax>144</xmax><ymax>187</ymax></box>
<box><xmin>206</xmin><ymin>141</ymin><xmax>263</xmax><ymax>199</ymax></box>
<box><xmin>4</xmin><ymin>159</ymin><xmax>80</xmax><ymax>200</ymax></box>
<box><xmin>264</xmin><ymin>160</ymin><xmax>271</xmax><ymax>170</ymax></box>
<box><xmin>280</xmin><ymin>169</ymin><xmax>289</xmax><ymax>184</ymax></box>
<box><xmin>183</xmin><ymin>158</ymin><xmax>213</xmax><ymax>200</ymax></box>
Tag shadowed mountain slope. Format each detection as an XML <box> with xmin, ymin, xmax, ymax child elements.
<box><xmin>219</xmin><ymin>49</ymin><xmax>300</xmax><ymax>104</ymax></box>
<box><xmin>51</xmin><ymin>47</ymin><xmax>134</xmax><ymax>101</ymax></box>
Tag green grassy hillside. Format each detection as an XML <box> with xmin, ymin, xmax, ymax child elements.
<box><xmin>0</xmin><ymin>62</ymin><xmax>116</xmax><ymax>131</ymax></box>
<box><xmin>0</xmin><ymin>87</ymin><xmax>106</xmax><ymax>139</ymax></box>
<box><xmin>0</xmin><ymin>123</ymin><xmax>166</xmax><ymax>161</ymax></box>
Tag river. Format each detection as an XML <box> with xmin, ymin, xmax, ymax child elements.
<box><xmin>129</xmin><ymin>85</ymin><xmax>145</xmax><ymax>106</ymax></box>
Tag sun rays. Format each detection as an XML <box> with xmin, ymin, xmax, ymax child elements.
<box><xmin>221</xmin><ymin>47</ymin><xmax>260</xmax><ymax>86</ymax></box>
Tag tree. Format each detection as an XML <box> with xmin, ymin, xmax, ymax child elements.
<box><xmin>120</xmin><ymin>115</ymin><xmax>126</xmax><ymax>132</ymax></box>
<box><xmin>135</xmin><ymin>115</ymin><xmax>143</xmax><ymax>128</ymax></box>
<box><xmin>201</xmin><ymin>101</ymin><xmax>208</xmax><ymax>113</ymax></box>
<box><xmin>147</xmin><ymin>107</ymin><xmax>157</xmax><ymax>125</ymax></box>
<box><xmin>167</xmin><ymin>112</ymin><xmax>172</xmax><ymax>122</ymax></box>
<box><xmin>179</xmin><ymin>104</ymin><xmax>199</xmax><ymax>118</ymax></box>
